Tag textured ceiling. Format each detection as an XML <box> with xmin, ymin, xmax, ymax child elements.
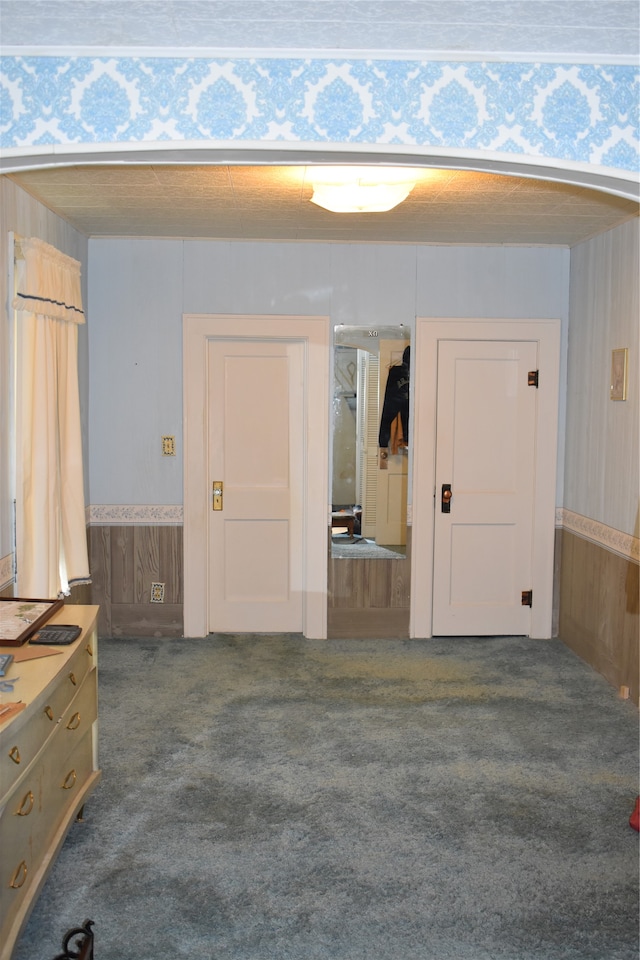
<box><xmin>8</xmin><ymin>164</ymin><xmax>639</xmax><ymax>245</ymax></box>
<box><xmin>2</xmin><ymin>0</ymin><xmax>638</xmax><ymax>57</ymax></box>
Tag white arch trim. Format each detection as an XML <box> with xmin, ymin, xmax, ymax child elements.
<box><xmin>1</xmin><ymin>142</ymin><xmax>638</xmax><ymax>201</ymax></box>
<box><xmin>3</xmin><ymin>46</ymin><xmax>638</xmax><ymax>67</ymax></box>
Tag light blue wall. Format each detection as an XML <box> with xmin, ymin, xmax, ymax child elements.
<box><xmin>88</xmin><ymin>239</ymin><xmax>184</xmax><ymax>507</ymax></box>
<box><xmin>182</xmin><ymin>242</ymin><xmax>418</xmax><ymax>321</ymax></box>
<box><xmin>88</xmin><ymin>237</ymin><xmax>569</xmax><ymax>507</ymax></box>
<box><xmin>416</xmin><ymin>245</ymin><xmax>569</xmax><ymax>318</ymax></box>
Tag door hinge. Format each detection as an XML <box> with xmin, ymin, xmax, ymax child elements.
<box><xmin>521</xmin><ymin>589</ymin><xmax>533</xmax><ymax>607</ymax></box>
<box><xmin>528</xmin><ymin>370</ymin><xmax>539</xmax><ymax>388</ymax></box>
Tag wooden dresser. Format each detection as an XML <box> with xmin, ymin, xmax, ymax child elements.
<box><xmin>0</xmin><ymin>606</ymin><xmax>100</xmax><ymax>960</ymax></box>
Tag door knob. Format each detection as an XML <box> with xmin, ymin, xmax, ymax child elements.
<box><xmin>212</xmin><ymin>481</ymin><xmax>223</xmax><ymax>511</ymax></box>
<box><xmin>441</xmin><ymin>484</ymin><xmax>452</xmax><ymax>513</ymax></box>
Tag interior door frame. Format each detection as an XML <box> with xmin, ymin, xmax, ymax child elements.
<box><xmin>411</xmin><ymin>317</ymin><xmax>561</xmax><ymax>640</ymax></box>
<box><xmin>183</xmin><ymin>314</ymin><xmax>330</xmax><ymax>639</ymax></box>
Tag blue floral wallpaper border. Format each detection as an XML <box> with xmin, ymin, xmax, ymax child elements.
<box><xmin>1</xmin><ymin>56</ymin><xmax>638</xmax><ymax>173</ymax></box>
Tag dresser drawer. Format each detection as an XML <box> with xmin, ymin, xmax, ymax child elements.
<box><xmin>53</xmin><ymin>669</ymin><xmax>98</xmax><ymax>769</ymax></box>
<box><xmin>0</xmin><ymin>752</ymin><xmax>47</xmax><ymax>940</ymax></box>
<box><xmin>0</xmin><ymin>762</ymin><xmax>44</xmax><ymax>882</ymax></box>
<box><xmin>0</xmin><ymin>638</ymin><xmax>96</xmax><ymax>801</ymax></box>
<box><xmin>43</xmin><ymin>635</ymin><xmax>96</xmax><ymax>723</ymax></box>
<box><xmin>41</xmin><ymin>728</ymin><xmax>95</xmax><ymax>846</ymax></box>
<box><xmin>0</xmin><ymin>692</ymin><xmax>96</xmax><ymax>893</ymax></box>
<box><xmin>0</xmin><ymin>700</ymin><xmax>57</xmax><ymax>802</ymax></box>
<box><xmin>0</xmin><ymin>731</ymin><xmax>95</xmax><ymax>937</ymax></box>
<box><xmin>0</xmin><ymin>606</ymin><xmax>100</xmax><ymax>960</ymax></box>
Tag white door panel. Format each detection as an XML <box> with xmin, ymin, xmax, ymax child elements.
<box><xmin>223</xmin><ymin>520</ymin><xmax>290</xmax><ymax>600</ymax></box>
<box><xmin>208</xmin><ymin>339</ymin><xmax>303</xmax><ymax>632</ymax></box>
<box><xmin>183</xmin><ymin>314</ymin><xmax>329</xmax><ymax>640</ymax></box>
<box><xmin>376</xmin><ymin>339</ymin><xmax>409</xmax><ymax>545</ymax></box>
<box><xmin>433</xmin><ymin>340</ymin><xmax>537</xmax><ymax>635</ymax></box>
<box><xmin>377</xmin><ymin>470</ymin><xmax>408</xmax><ymax>544</ymax></box>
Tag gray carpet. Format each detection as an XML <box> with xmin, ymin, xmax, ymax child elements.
<box><xmin>331</xmin><ymin>537</ymin><xmax>406</xmax><ymax>559</ymax></box>
<box><xmin>13</xmin><ymin>634</ymin><xmax>639</xmax><ymax>960</ymax></box>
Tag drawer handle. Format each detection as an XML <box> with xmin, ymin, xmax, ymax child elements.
<box><xmin>86</xmin><ymin>642</ymin><xmax>93</xmax><ymax>657</ymax></box>
<box><xmin>62</xmin><ymin>769</ymin><xmax>77</xmax><ymax>790</ymax></box>
<box><xmin>69</xmin><ymin>672</ymin><xmax>77</xmax><ymax>686</ymax></box>
<box><xmin>9</xmin><ymin>861</ymin><xmax>28</xmax><ymax>889</ymax></box>
<box><xmin>44</xmin><ymin>705</ymin><xmax>54</xmax><ymax>722</ymax></box>
<box><xmin>9</xmin><ymin>745</ymin><xmax>21</xmax><ymax>765</ymax></box>
<box><xmin>66</xmin><ymin>712</ymin><xmax>81</xmax><ymax>731</ymax></box>
<box><xmin>16</xmin><ymin>790</ymin><xmax>34</xmax><ymax>817</ymax></box>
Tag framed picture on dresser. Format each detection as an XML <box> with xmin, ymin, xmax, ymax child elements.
<box><xmin>0</xmin><ymin>597</ymin><xmax>63</xmax><ymax>646</ymax></box>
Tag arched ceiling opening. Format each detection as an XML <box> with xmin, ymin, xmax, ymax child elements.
<box><xmin>7</xmin><ymin>158</ymin><xmax>638</xmax><ymax>246</ymax></box>
<box><xmin>3</xmin><ymin>2</ymin><xmax>637</xmax><ymax>244</ymax></box>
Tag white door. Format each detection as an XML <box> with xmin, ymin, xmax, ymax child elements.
<box><xmin>357</xmin><ymin>350</ymin><xmax>379</xmax><ymax>540</ymax></box>
<box><xmin>207</xmin><ymin>338</ymin><xmax>304</xmax><ymax>632</ymax></box>
<box><xmin>432</xmin><ymin>339</ymin><xmax>538</xmax><ymax>635</ymax></box>
<box><xmin>376</xmin><ymin>339</ymin><xmax>409</xmax><ymax>546</ymax></box>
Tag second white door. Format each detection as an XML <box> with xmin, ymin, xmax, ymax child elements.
<box><xmin>432</xmin><ymin>339</ymin><xmax>538</xmax><ymax>635</ymax></box>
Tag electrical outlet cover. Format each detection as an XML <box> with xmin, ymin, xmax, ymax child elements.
<box><xmin>151</xmin><ymin>582</ymin><xmax>165</xmax><ymax>602</ymax></box>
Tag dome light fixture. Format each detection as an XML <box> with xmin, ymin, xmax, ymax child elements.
<box><xmin>309</xmin><ymin>167</ymin><xmax>419</xmax><ymax>213</ymax></box>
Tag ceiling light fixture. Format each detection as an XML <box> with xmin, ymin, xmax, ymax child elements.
<box><xmin>309</xmin><ymin>167</ymin><xmax>419</xmax><ymax>213</ymax></box>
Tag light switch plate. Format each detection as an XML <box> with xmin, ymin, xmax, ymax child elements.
<box><xmin>162</xmin><ymin>435</ymin><xmax>175</xmax><ymax>456</ymax></box>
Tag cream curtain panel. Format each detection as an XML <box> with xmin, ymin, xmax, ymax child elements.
<box><xmin>14</xmin><ymin>237</ymin><xmax>90</xmax><ymax>598</ymax></box>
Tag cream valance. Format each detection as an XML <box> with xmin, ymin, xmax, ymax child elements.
<box><xmin>14</xmin><ymin>236</ymin><xmax>85</xmax><ymax>325</ymax></box>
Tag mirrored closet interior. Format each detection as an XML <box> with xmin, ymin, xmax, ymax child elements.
<box><xmin>331</xmin><ymin>324</ymin><xmax>410</xmax><ymax>560</ymax></box>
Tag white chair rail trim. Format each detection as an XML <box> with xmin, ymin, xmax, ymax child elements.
<box><xmin>87</xmin><ymin>505</ymin><xmax>639</xmax><ymax>562</ymax></box>
<box><xmin>558</xmin><ymin>508</ymin><xmax>639</xmax><ymax>563</ymax></box>
<box><xmin>88</xmin><ymin>504</ymin><xmax>184</xmax><ymax>525</ymax></box>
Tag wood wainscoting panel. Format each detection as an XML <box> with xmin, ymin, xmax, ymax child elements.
<box><xmin>110</xmin><ymin>603</ymin><xmax>184</xmax><ymax>638</ymax></box>
<box><xmin>88</xmin><ymin>526</ymin><xmax>112</xmax><ymax>637</ymax></box>
<box><xmin>328</xmin><ymin>608</ymin><xmax>410</xmax><ymax>639</ymax></box>
<box><xmin>88</xmin><ymin>525</ymin><xmax>183</xmax><ymax>638</ymax></box>
<box><xmin>328</xmin><ymin>528</ymin><xmax>411</xmax><ymax>638</ymax></box>
<box><xmin>111</xmin><ymin>526</ymin><xmax>135</xmax><ymax>604</ymax></box>
<box><xmin>67</xmin><ymin>581</ymin><xmax>93</xmax><ymax>605</ymax></box>
<box><xmin>559</xmin><ymin>529</ymin><xmax>639</xmax><ymax>704</ymax></box>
